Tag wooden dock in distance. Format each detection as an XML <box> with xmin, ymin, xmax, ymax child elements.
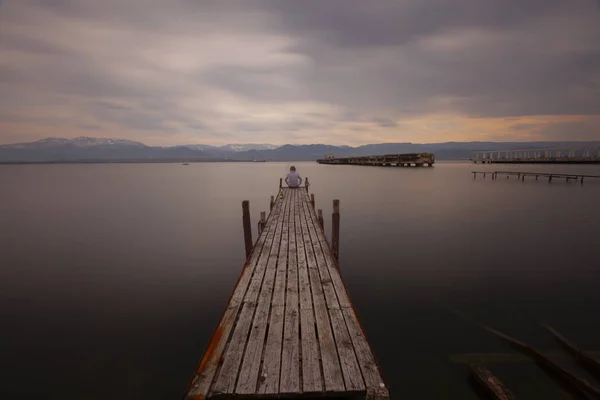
<box><xmin>185</xmin><ymin>184</ymin><xmax>388</xmax><ymax>400</ymax></box>
<box><xmin>317</xmin><ymin>153</ymin><xmax>434</xmax><ymax>167</ymax></box>
<box><xmin>472</xmin><ymin>171</ymin><xmax>600</xmax><ymax>184</ymax></box>
<box><xmin>471</xmin><ymin>146</ymin><xmax>600</xmax><ymax>164</ymax></box>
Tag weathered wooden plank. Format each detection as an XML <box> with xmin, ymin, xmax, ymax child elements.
<box><xmin>342</xmin><ymin>308</ymin><xmax>388</xmax><ymax>396</ymax></box>
<box><xmin>329</xmin><ymin>308</ymin><xmax>365</xmax><ymax>391</ymax></box>
<box><xmin>235</xmin><ymin>190</ymin><xmax>291</xmax><ymax>394</ymax></box>
<box><xmin>229</xmin><ymin>195</ymin><xmax>285</xmax><ymax>309</ymax></box>
<box><xmin>280</xmin><ymin>189</ymin><xmax>301</xmax><ymax>394</ymax></box>
<box><xmin>300</xmin><ymin>193</ymin><xmax>351</xmax><ymax>309</ymax></box>
<box><xmin>272</xmin><ymin>187</ymin><xmax>291</xmax><ymax>307</ymax></box>
<box><xmin>301</xmin><ymin>192</ymin><xmax>374</xmax><ymax>393</ymax></box>
<box><xmin>258</xmin><ymin>190</ymin><xmax>293</xmax><ymax>394</ymax></box>
<box><xmin>301</xmin><ymin>198</ymin><xmax>340</xmax><ymax>310</ymax></box>
<box><xmin>300</xmin><ymin>309</ymin><xmax>323</xmax><ymax>393</ymax></box>
<box><xmin>186</xmin><ymin>307</ymin><xmax>237</xmax><ymax>399</ymax></box>
<box><xmin>258</xmin><ymin>305</ymin><xmax>285</xmax><ymax>394</ymax></box>
<box><xmin>188</xmin><ymin>197</ymin><xmax>285</xmax><ymax>399</ymax></box>
<box><xmin>295</xmin><ymin>192</ymin><xmax>312</xmax><ymax>311</ymax></box>
<box><xmin>299</xmin><ymin>198</ymin><xmax>345</xmax><ymax>392</ymax></box>
<box><xmin>210</xmin><ymin>302</ymin><xmax>257</xmax><ymax>395</ymax></box>
<box><xmin>211</xmin><ymin>196</ymin><xmax>285</xmax><ymax>395</ymax></box>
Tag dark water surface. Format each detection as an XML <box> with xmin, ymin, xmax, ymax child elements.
<box><xmin>2</xmin><ymin>162</ymin><xmax>600</xmax><ymax>399</ymax></box>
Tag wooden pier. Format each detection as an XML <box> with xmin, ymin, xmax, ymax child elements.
<box><xmin>472</xmin><ymin>171</ymin><xmax>600</xmax><ymax>184</ymax></box>
<box><xmin>471</xmin><ymin>146</ymin><xmax>600</xmax><ymax>164</ymax></box>
<box><xmin>317</xmin><ymin>153</ymin><xmax>434</xmax><ymax>167</ymax></box>
<box><xmin>185</xmin><ymin>183</ymin><xmax>388</xmax><ymax>400</ymax></box>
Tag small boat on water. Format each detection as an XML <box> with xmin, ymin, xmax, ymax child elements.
<box><xmin>182</xmin><ymin>163</ymin><xmax>189</xmax><ymax>165</ymax></box>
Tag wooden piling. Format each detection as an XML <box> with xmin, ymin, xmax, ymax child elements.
<box><xmin>332</xmin><ymin>199</ymin><xmax>340</xmax><ymax>262</ymax></box>
<box><xmin>270</xmin><ymin>195</ymin><xmax>274</xmax><ymax>211</ymax></box>
<box><xmin>318</xmin><ymin>209</ymin><xmax>324</xmax><ymax>230</ymax></box>
<box><xmin>242</xmin><ymin>200</ymin><xmax>253</xmax><ymax>259</ymax></box>
<box><xmin>258</xmin><ymin>211</ymin><xmax>266</xmax><ymax>235</ymax></box>
<box><xmin>311</xmin><ymin>193</ymin><xmax>315</xmax><ymax>209</ymax></box>
<box><xmin>279</xmin><ymin>178</ymin><xmax>283</xmax><ymax>188</ymax></box>
<box><xmin>305</xmin><ymin>177</ymin><xmax>310</xmax><ymax>192</ymax></box>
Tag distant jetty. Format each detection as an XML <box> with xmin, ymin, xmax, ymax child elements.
<box><xmin>317</xmin><ymin>153</ymin><xmax>435</xmax><ymax>167</ymax></box>
<box><xmin>471</xmin><ymin>145</ymin><xmax>600</xmax><ymax>164</ymax></box>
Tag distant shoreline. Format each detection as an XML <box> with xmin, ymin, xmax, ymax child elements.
<box><xmin>0</xmin><ymin>158</ymin><xmax>482</xmax><ymax>165</ymax></box>
<box><xmin>0</xmin><ymin>159</ymin><xmax>272</xmax><ymax>165</ymax></box>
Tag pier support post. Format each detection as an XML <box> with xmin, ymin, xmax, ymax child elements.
<box><xmin>305</xmin><ymin>177</ymin><xmax>310</xmax><ymax>192</ymax></box>
<box><xmin>258</xmin><ymin>211</ymin><xmax>266</xmax><ymax>236</ymax></box>
<box><xmin>279</xmin><ymin>178</ymin><xmax>283</xmax><ymax>189</ymax></box>
<box><xmin>318</xmin><ymin>209</ymin><xmax>324</xmax><ymax>230</ymax></box>
<box><xmin>332</xmin><ymin>199</ymin><xmax>340</xmax><ymax>262</ymax></box>
<box><xmin>311</xmin><ymin>193</ymin><xmax>315</xmax><ymax>209</ymax></box>
<box><xmin>242</xmin><ymin>200</ymin><xmax>253</xmax><ymax>259</ymax></box>
<box><xmin>270</xmin><ymin>195</ymin><xmax>274</xmax><ymax>211</ymax></box>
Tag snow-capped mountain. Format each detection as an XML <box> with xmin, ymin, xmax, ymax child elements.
<box><xmin>181</xmin><ymin>144</ymin><xmax>219</xmax><ymax>151</ymax></box>
<box><xmin>176</xmin><ymin>143</ymin><xmax>278</xmax><ymax>152</ymax></box>
<box><xmin>2</xmin><ymin>137</ymin><xmax>147</xmax><ymax>149</ymax></box>
<box><xmin>0</xmin><ymin>137</ymin><xmax>281</xmax><ymax>162</ymax></box>
<box><xmin>3</xmin><ymin>136</ymin><xmax>596</xmax><ymax>162</ymax></box>
<box><xmin>218</xmin><ymin>144</ymin><xmax>279</xmax><ymax>152</ymax></box>
<box><xmin>67</xmin><ymin>137</ymin><xmax>147</xmax><ymax>147</ymax></box>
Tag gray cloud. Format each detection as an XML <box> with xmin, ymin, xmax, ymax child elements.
<box><xmin>0</xmin><ymin>0</ymin><xmax>599</xmax><ymax>144</ymax></box>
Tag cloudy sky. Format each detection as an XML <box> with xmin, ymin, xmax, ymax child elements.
<box><xmin>1</xmin><ymin>1</ymin><xmax>599</xmax><ymax>146</ymax></box>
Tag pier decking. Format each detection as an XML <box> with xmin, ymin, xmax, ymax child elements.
<box><xmin>317</xmin><ymin>153</ymin><xmax>434</xmax><ymax>167</ymax></box>
<box><xmin>186</xmin><ymin>186</ymin><xmax>388</xmax><ymax>400</ymax></box>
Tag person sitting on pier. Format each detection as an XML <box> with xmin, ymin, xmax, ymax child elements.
<box><xmin>285</xmin><ymin>165</ymin><xmax>302</xmax><ymax>188</ymax></box>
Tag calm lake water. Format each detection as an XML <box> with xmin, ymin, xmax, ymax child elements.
<box><xmin>2</xmin><ymin>161</ymin><xmax>600</xmax><ymax>399</ymax></box>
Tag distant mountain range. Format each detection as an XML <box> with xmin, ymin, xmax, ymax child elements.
<box><xmin>0</xmin><ymin>137</ymin><xmax>598</xmax><ymax>163</ymax></box>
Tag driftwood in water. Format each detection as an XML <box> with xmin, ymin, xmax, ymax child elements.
<box><xmin>545</xmin><ymin>325</ymin><xmax>600</xmax><ymax>380</ymax></box>
<box><xmin>481</xmin><ymin>324</ymin><xmax>600</xmax><ymax>399</ymax></box>
<box><xmin>441</xmin><ymin>305</ymin><xmax>600</xmax><ymax>399</ymax></box>
<box><xmin>468</xmin><ymin>364</ymin><xmax>516</xmax><ymax>400</ymax></box>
